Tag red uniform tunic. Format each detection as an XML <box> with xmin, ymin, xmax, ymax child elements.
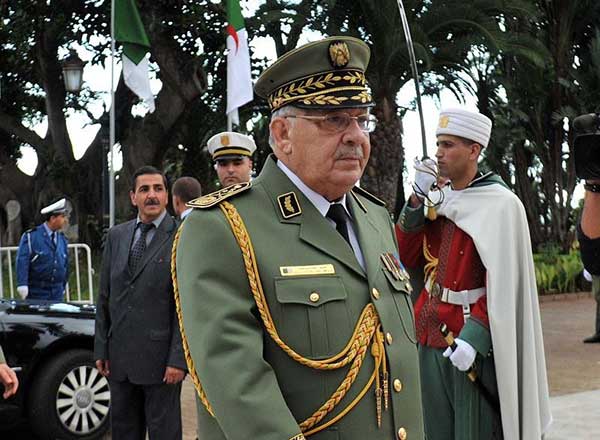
<box><xmin>396</xmin><ymin>215</ymin><xmax>489</xmax><ymax>349</ymax></box>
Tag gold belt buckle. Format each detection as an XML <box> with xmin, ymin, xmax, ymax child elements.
<box><xmin>430</xmin><ymin>282</ymin><xmax>441</xmax><ymax>297</ymax></box>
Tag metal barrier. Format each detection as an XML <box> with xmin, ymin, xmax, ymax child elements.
<box><xmin>0</xmin><ymin>243</ymin><xmax>94</xmax><ymax>304</ymax></box>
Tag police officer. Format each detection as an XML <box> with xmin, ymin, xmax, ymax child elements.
<box><xmin>174</xmin><ymin>36</ymin><xmax>424</xmax><ymax>440</ymax></box>
<box><xmin>16</xmin><ymin>198</ymin><xmax>69</xmax><ymax>301</ymax></box>
<box><xmin>207</xmin><ymin>131</ymin><xmax>256</xmax><ymax>187</ymax></box>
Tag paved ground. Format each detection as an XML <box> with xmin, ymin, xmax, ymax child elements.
<box><xmin>4</xmin><ymin>294</ymin><xmax>599</xmax><ymax>438</ymax></box>
<box><xmin>179</xmin><ymin>294</ymin><xmax>600</xmax><ymax>439</ymax></box>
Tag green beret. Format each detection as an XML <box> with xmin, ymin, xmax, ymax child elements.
<box><xmin>254</xmin><ymin>36</ymin><xmax>373</xmax><ymax>112</ymax></box>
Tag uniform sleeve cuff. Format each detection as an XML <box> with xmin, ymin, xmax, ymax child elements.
<box><xmin>459</xmin><ymin>318</ymin><xmax>492</xmax><ymax>357</ymax></box>
<box><xmin>397</xmin><ymin>202</ymin><xmax>425</xmax><ymax>232</ymax></box>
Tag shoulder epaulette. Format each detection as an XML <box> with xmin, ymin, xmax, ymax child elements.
<box><xmin>186</xmin><ymin>182</ymin><xmax>252</xmax><ymax>209</ymax></box>
<box><xmin>24</xmin><ymin>228</ymin><xmax>34</xmax><ymax>234</ymax></box>
<box><xmin>351</xmin><ymin>186</ymin><xmax>386</xmax><ymax>207</ymax></box>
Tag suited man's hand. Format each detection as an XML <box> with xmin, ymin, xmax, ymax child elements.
<box><xmin>0</xmin><ymin>363</ymin><xmax>18</xmax><ymax>399</ymax></box>
<box><xmin>95</xmin><ymin>359</ymin><xmax>110</xmax><ymax>377</ymax></box>
<box><xmin>163</xmin><ymin>366</ymin><xmax>185</xmax><ymax>384</ymax></box>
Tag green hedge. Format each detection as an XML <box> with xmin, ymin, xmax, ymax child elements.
<box><xmin>534</xmin><ymin>245</ymin><xmax>584</xmax><ymax>295</ymax></box>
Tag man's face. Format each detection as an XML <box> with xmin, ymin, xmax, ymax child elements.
<box><xmin>215</xmin><ymin>157</ymin><xmax>253</xmax><ymax>186</ymax></box>
<box><xmin>130</xmin><ymin>173</ymin><xmax>168</xmax><ymax>222</ymax></box>
<box><xmin>273</xmin><ymin>108</ymin><xmax>371</xmax><ymax>201</ymax></box>
<box><xmin>48</xmin><ymin>213</ymin><xmax>68</xmax><ymax>231</ymax></box>
<box><xmin>435</xmin><ymin>134</ymin><xmax>477</xmax><ymax>181</ymax></box>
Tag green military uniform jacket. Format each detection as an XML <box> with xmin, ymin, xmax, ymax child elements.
<box><xmin>176</xmin><ymin>156</ymin><xmax>425</xmax><ymax>440</ymax></box>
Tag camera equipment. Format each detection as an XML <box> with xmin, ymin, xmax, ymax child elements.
<box><xmin>573</xmin><ymin>113</ymin><xmax>600</xmax><ymax>180</ymax></box>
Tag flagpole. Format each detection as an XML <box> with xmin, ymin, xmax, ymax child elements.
<box><xmin>109</xmin><ymin>0</ymin><xmax>116</xmax><ymax>228</ymax></box>
<box><xmin>227</xmin><ymin>112</ymin><xmax>233</xmax><ymax>131</ymax></box>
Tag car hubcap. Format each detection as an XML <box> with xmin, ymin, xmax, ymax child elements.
<box><xmin>56</xmin><ymin>365</ymin><xmax>110</xmax><ymax>435</ymax></box>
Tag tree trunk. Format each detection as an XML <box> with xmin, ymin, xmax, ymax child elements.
<box><xmin>362</xmin><ymin>96</ymin><xmax>405</xmax><ymax>214</ymax></box>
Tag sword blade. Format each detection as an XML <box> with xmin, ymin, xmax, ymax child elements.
<box><xmin>395</xmin><ymin>0</ymin><xmax>428</xmax><ymax>159</ymax></box>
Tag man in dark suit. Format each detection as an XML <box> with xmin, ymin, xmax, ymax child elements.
<box><xmin>94</xmin><ymin>166</ymin><xmax>186</xmax><ymax>440</ymax></box>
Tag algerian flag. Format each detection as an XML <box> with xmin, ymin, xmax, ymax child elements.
<box><xmin>226</xmin><ymin>0</ymin><xmax>253</xmax><ymax>124</ymax></box>
<box><xmin>115</xmin><ymin>0</ymin><xmax>155</xmax><ymax>113</ymax></box>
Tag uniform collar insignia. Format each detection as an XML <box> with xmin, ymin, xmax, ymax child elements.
<box><xmin>277</xmin><ymin>192</ymin><xmax>302</xmax><ymax>219</ymax></box>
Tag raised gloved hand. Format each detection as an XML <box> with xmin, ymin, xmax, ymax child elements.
<box><xmin>443</xmin><ymin>338</ymin><xmax>476</xmax><ymax>371</ymax></box>
<box><xmin>411</xmin><ymin>158</ymin><xmax>438</xmax><ymax>200</ymax></box>
<box><xmin>16</xmin><ymin>286</ymin><xmax>28</xmax><ymax>300</ymax></box>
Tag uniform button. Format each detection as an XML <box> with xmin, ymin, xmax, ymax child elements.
<box><xmin>393</xmin><ymin>379</ymin><xmax>402</xmax><ymax>392</ymax></box>
<box><xmin>459</xmin><ymin>250</ymin><xmax>464</xmax><ymax>255</ymax></box>
<box><xmin>386</xmin><ymin>332</ymin><xmax>393</xmax><ymax>345</ymax></box>
<box><xmin>453</xmin><ymin>280</ymin><xmax>457</xmax><ymax>285</ymax></box>
<box><xmin>397</xmin><ymin>427</ymin><xmax>407</xmax><ymax>439</ymax></box>
<box><xmin>309</xmin><ymin>292</ymin><xmax>320</xmax><ymax>303</ymax></box>
<box><xmin>371</xmin><ymin>288</ymin><xmax>380</xmax><ymax>300</ymax></box>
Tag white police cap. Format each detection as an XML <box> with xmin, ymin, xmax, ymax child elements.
<box><xmin>40</xmin><ymin>198</ymin><xmax>67</xmax><ymax>215</ymax></box>
<box><xmin>207</xmin><ymin>132</ymin><xmax>256</xmax><ymax>161</ymax></box>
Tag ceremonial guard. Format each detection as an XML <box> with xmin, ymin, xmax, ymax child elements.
<box><xmin>207</xmin><ymin>131</ymin><xmax>257</xmax><ymax>187</ymax></box>
<box><xmin>396</xmin><ymin>108</ymin><xmax>551</xmax><ymax>439</ymax></box>
<box><xmin>174</xmin><ymin>36</ymin><xmax>424</xmax><ymax>440</ymax></box>
<box><xmin>16</xmin><ymin>198</ymin><xmax>69</xmax><ymax>301</ymax></box>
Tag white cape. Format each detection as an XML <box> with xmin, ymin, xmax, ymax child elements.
<box><xmin>435</xmin><ymin>181</ymin><xmax>552</xmax><ymax>439</ymax></box>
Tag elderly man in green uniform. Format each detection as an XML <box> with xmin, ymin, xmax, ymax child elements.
<box><xmin>174</xmin><ymin>36</ymin><xmax>424</xmax><ymax>440</ymax></box>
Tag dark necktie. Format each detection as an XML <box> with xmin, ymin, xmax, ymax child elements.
<box><xmin>326</xmin><ymin>203</ymin><xmax>351</xmax><ymax>246</ymax></box>
<box><xmin>129</xmin><ymin>223</ymin><xmax>154</xmax><ymax>273</ymax></box>
<box><xmin>50</xmin><ymin>232</ymin><xmax>56</xmax><ymax>247</ymax></box>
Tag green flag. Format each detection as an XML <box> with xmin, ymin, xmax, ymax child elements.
<box><xmin>115</xmin><ymin>0</ymin><xmax>155</xmax><ymax>112</ymax></box>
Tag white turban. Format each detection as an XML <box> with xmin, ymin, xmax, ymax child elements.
<box><xmin>436</xmin><ymin>108</ymin><xmax>492</xmax><ymax>147</ymax></box>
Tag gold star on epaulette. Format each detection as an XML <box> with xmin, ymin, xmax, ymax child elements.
<box><xmin>186</xmin><ymin>182</ymin><xmax>252</xmax><ymax>209</ymax></box>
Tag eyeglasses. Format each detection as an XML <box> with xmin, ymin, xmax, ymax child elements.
<box><xmin>285</xmin><ymin>113</ymin><xmax>378</xmax><ymax>133</ymax></box>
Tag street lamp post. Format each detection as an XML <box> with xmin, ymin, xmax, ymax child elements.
<box><xmin>61</xmin><ymin>49</ymin><xmax>86</xmax><ymax>93</ymax></box>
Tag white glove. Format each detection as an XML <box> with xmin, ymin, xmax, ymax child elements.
<box><xmin>412</xmin><ymin>158</ymin><xmax>438</xmax><ymax>199</ymax></box>
<box><xmin>443</xmin><ymin>338</ymin><xmax>476</xmax><ymax>371</ymax></box>
<box><xmin>17</xmin><ymin>286</ymin><xmax>29</xmax><ymax>300</ymax></box>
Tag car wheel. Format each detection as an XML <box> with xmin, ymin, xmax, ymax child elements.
<box><xmin>28</xmin><ymin>349</ymin><xmax>111</xmax><ymax>440</ymax></box>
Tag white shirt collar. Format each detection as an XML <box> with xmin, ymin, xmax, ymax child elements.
<box><xmin>276</xmin><ymin>160</ymin><xmax>351</xmax><ymax>218</ymax></box>
<box><xmin>180</xmin><ymin>207</ymin><xmax>193</xmax><ymax>219</ymax></box>
<box><xmin>136</xmin><ymin>209</ymin><xmax>167</xmax><ymax>228</ymax></box>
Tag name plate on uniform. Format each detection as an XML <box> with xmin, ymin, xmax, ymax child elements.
<box><xmin>280</xmin><ymin>264</ymin><xmax>335</xmax><ymax>277</ymax></box>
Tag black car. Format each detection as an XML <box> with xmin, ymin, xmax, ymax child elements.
<box><xmin>0</xmin><ymin>299</ymin><xmax>110</xmax><ymax>439</ymax></box>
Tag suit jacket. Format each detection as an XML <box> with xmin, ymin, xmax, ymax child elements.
<box><xmin>94</xmin><ymin>213</ymin><xmax>186</xmax><ymax>384</ymax></box>
<box><xmin>176</xmin><ymin>156</ymin><xmax>424</xmax><ymax>440</ymax></box>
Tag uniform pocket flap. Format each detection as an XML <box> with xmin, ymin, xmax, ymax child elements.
<box><xmin>382</xmin><ymin>268</ymin><xmax>412</xmax><ymax>295</ymax></box>
<box><xmin>274</xmin><ymin>275</ymin><xmax>348</xmax><ymax>307</ymax></box>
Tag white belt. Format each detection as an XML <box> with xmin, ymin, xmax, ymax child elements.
<box><xmin>425</xmin><ymin>278</ymin><xmax>486</xmax><ymax>306</ymax></box>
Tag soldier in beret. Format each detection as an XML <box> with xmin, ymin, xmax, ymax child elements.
<box><xmin>207</xmin><ymin>131</ymin><xmax>256</xmax><ymax>187</ymax></box>
<box><xmin>174</xmin><ymin>36</ymin><xmax>425</xmax><ymax>440</ymax></box>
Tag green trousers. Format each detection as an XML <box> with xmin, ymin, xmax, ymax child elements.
<box><xmin>419</xmin><ymin>345</ymin><xmax>503</xmax><ymax>440</ymax></box>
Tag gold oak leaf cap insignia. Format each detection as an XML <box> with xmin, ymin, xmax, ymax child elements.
<box><xmin>277</xmin><ymin>192</ymin><xmax>302</xmax><ymax>219</ymax></box>
<box><xmin>220</xmin><ymin>134</ymin><xmax>230</xmax><ymax>146</ymax></box>
<box><xmin>329</xmin><ymin>41</ymin><xmax>350</xmax><ymax>68</ymax></box>
<box><xmin>254</xmin><ymin>36</ymin><xmax>374</xmax><ymax>112</ymax></box>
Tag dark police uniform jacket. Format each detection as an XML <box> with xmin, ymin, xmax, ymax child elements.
<box><xmin>16</xmin><ymin>224</ymin><xmax>68</xmax><ymax>301</ymax></box>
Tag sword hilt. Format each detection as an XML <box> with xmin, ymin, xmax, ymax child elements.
<box><xmin>439</xmin><ymin>323</ymin><xmax>477</xmax><ymax>382</ymax></box>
